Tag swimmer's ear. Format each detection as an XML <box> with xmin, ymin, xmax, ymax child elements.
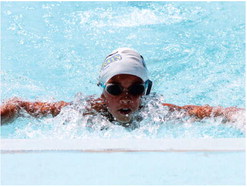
<box><xmin>101</xmin><ymin>93</ymin><xmax>106</xmax><ymax>100</ymax></box>
<box><xmin>100</xmin><ymin>93</ymin><xmax>109</xmax><ymax>105</ymax></box>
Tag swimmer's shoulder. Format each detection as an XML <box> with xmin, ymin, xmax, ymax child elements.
<box><xmin>83</xmin><ymin>97</ymin><xmax>107</xmax><ymax>115</ymax></box>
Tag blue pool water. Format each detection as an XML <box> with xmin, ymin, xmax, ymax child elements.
<box><xmin>1</xmin><ymin>1</ymin><xmax>245</xmax><ymax>138</ymax></box>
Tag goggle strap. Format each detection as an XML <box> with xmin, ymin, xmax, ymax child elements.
<box><xmin>145</xmin><ymin>80</ymin><xmax>152</xmax><ymax>95</ymax></box>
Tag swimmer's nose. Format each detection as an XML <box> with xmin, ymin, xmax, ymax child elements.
<box><xmin>119</xmin><ymin>98</ymin><xmax>131</xmax><ymax>104</ymax></box>
<box><xmin>119</xmin><ymin>92</ymin><xmax>132</xmax><ymax>104</ymax></box>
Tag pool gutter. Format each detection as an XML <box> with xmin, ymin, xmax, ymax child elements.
<box><xmin>1</xmin><ymin>138</ymin><xmax>245</xmax><ymax>153</ymax></box>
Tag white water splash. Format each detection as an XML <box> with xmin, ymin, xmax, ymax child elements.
<box><xmin>10</xmin><ymin>93</ymin><xmax>245</xmax><ymax>139</ymax></box>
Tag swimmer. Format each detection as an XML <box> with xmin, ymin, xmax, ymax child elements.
<box><xmin>0</xmin><ymin>48</ymin><xmax>245</xmax><ymax>125</ymax></box>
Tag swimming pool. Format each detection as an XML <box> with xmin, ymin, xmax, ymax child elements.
<box><xmin>1</xmin><ymin>1</ymin><xmax>245</xmax><ymax>185</ymax></box>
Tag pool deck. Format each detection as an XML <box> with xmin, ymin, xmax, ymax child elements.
<box><xmin>1</xmin><ymin>138</ymin><xmax>246</xmax><ymax>185</ymax></box>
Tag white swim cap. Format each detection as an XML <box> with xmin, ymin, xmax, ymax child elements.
<box><xmin>98</xmin><ymin>48</ymin><xmax>149</xmax><ymax>84</ymax></box>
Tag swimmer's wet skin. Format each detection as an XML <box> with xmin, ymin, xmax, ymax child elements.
<box><xmin>0</xmin><ymin>48</ymin><xmax>245</xmax><ymax>125</ymax></box>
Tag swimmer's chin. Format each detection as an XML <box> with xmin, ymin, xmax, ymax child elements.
<box><xmin>117</xmin><ymin>118</ymin><xmax>132</xmax><ymax>124</ymax></box>
<box><xmin>115</xmin><ymin>116</ymin><xmax>133</xmax><ymax>125</ymax></box>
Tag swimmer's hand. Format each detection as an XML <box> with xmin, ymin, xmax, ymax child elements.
<box><xmin>1</xmin><ymin>98</ymin><xmax>70</xmax><ymax>125</ymax></box>
<box><xmin>211</xmin><ymin>106</ymin><xmax>245</xmax><ymax>123</ymax></box>
<box><xmin>1</xmin><ymin>98</ymin><xmax>22</xmax><ymax>125</ymax></box>
<box><xmin>162</xmin><ymin>103</ymin><xmax>245</xmax><ymax>122</ymax></box>
<box><xmin>182</xmin><ymin>105</ymin><xmax>245</xmax><ymax>122</ymax></box>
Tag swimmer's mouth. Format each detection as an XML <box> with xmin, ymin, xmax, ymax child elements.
<box><xmin>118</xmin><ymin>108</ymin><xmax>132</xmax><ymax>115</ymax></box>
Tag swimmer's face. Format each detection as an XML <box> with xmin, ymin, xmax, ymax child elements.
<box><xmin>101</xmin><ymin>74</ymin><xmax>144</xmax><ymax>124</ymax></box>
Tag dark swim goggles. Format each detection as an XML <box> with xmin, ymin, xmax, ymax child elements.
<box><xmin>98</xmin><ymin>80</ymin><xmax>152</xmax><ymax>96</ymax></box>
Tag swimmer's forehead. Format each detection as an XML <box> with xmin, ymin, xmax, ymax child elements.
<box><xmin>107</xmin><ymin>74</ymin><xmax>144</xmax><ymax>84</ymax></box>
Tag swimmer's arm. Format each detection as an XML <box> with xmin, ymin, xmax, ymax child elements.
<box><xmin>162</xmin><ymin>103</ymin><xmax>244</xmax><ymax>122</ymax></box>
<box><xmin>1</xmin><ymin>98</ymin><xmax>70</xmax><ymax>125</ymax></box>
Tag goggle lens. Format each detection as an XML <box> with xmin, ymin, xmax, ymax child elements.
<box><xmin>129</xmin><ymin>84</ymin><xmax>145</xmax><ymax>96</ymax></box>
<box><xmin>106</xmin><ymin>84</ymin><xmax>123</xmax><ymax>95</ymax></box>
<box><xmin>105</xmin><ymin>84</ymin><xmax>145</xmax><ymax>96</ymax></box>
